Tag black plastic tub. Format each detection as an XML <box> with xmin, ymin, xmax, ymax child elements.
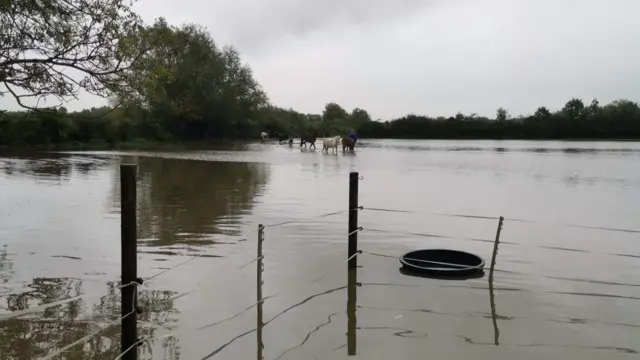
<box><xmin>399</xmin><ymin>249</ymin><xmax>485</xmax><ymax>277</ymax></box>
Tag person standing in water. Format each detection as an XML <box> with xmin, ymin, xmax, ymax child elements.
<box><xmin>347</xmin><ymin>129</ymin><xmax>358</xmax><ymax>144</ymax></box>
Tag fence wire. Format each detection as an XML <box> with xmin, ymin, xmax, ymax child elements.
<box><xmin>12</xmin><ymin>197</ymin><xmax>638</xmax><ymax>360</ymax></box>
<box><xmin>364</xmin><ymin>226</ymin><xmax>640</xmax><ymax>258</ymax></box>
<box><xmin>363</xmin><ymin>206</ymin><xmax>640</xmax><ymax>234</ymax></box>
<box><xmin>263</xmin><ymin>207</ymin><xmax>363</xmax><ymax>229</ymax></box>
<box><xmin>41</xmin><ymin>290</ymin><xmax>138</xmax><ymax>360</ymax></box>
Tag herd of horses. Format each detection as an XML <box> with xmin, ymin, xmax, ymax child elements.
<box><xmin>260</xmin><ymin>132</ymin><xmax>356</xmax><ymax>153</ymax></box>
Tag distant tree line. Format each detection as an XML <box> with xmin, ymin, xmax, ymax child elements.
<box><xmin>2</xmin><ymin>0</ymin><xmax>640</xmax><ymax>147</ymax></box>
<box><xmin>4</xmin><ymin>96</ymin><xmax>640</xmax><ymax>147</ymax></box>
<box><xmin>358</xmin><ymin>98</ymin><xmax>640</xmax><ymax>139</ymax></box>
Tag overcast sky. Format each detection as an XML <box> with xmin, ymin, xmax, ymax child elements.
<box><xmin>3</xmin><ymin>0</ymin><xmax>639</xmax><ymax>119</ymax></box>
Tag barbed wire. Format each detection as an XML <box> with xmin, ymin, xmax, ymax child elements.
<box><xmin>354</xmin><ymin>277</ymin><xmax>640</xmax><ymax>302</ymax></box>
<box><xmin>311</xmin><ymin>250</ymin><xmax>363</xmax><ymax>283</ymax></box>
<box><xmin>14</xmin><ymin>198</ymin><xmax>639</xmax><ymax>358</ymax></box>
<box><xmin>141</xmin><ymin>254</ymin><xmax>272</xmax><ymax>314</ymax></box>
<box><xmin>506</xmin><ymin>217</ymin><xmax>640</xmax><ymax>234</ymax></box>
<box><xmin>108</xmin><ymin>250</ymin><xmax>271</xmax><ymax>358</ymax></box>
<box><xmin>364</xmin><ymin>227</ymin><xmax>640</xmax><ymax>258</ymax></box>
<box><xmin>238</xmin><ymin>255</ymin><xmax>263</xmax><ymax>270</ymax></box>
<box><xmin>1</xmin><ymin>248</ymin><xmax>209</xmax><ymax>353</ymax></box>
<box><xmin>114</xmin><ymin>296</ymin><xmax>274</xmax><ymax>360</ymax></box>
<box><xmin>144</xmin><ymin>254</ymin><xmax>203</xmax><ymax>282</ymax></box>
<box><xmin>117</xmin><ymin>282</ymin><xmax>360</xmax><ymax>359</ymax></box>
<box><xmin>364</xmin><ymin>206</ymin><xmax>498</xmax><ymax>221</ymax></box>
<box><xmin>263</xmin><ymin>207</ymin><xmax>363</xmax><ymax>229</ymax></box>
<box><xmin>112</xmin><ymin>249</ymin><xmax>640</xmax><ymax>360</ymax></box>
<box><xmin>360</xmin><ymin>250</ymin><xmax>640</xmax><ymax>288</ymax></box>
<box><xmin>44</xmin><ymin>311</ymin><xmax>137</xmax><ymax>359</ymax></box>
<box><xmin>365</xmin><ymin>227</ymin><xmax>498</xmax><ymax>244</ymax></box>
<box><xmin>41</xmin><ymin>290</ymin><xmax>138</xmax><ymax>360</ymax></box>
<box><xmin>347</xmin><ymin>226</ymin><xmax>363</xmax><ymax>237</ymax></box>
<box><xmin>175</xmin><ymin>239</ymin><xmax>638</xmax><ymax>358</ymax></box>
<box><xmin>362</xmin><ymin>206</ymin><xmax>640</xmax><ymax>234</ymax></box>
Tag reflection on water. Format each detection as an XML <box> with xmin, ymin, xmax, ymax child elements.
<box><xmin>130</xmin><ymin>158</ymin><xmax>268</xmax><ymax>247</ymax></box>
<box><xmin>0</xmin><ymin>151</ymin><xmax>269</xmax><ymax>359</ymax></box>
<box><xmin>0</xmin><ymin>152</ymin><xmax>112</xmax><ymax>182</ymax></box>
<box><xmin>0</xmin><ymin>276</ymin><xmax>179</xmax><ymax>359</ymax></box>
<box><xmin>362</xmin><ymin>142</ymin><xmax>640</xmax><ymax>155</ymax></box>
<box><xmin>0</xmin><ymin>246</ymin><xmax>12</xmax><ymax>296</ymax></box>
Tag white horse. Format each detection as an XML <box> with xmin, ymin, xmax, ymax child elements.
<box><xmin>260</xmin><ymin>132</ymin><xmax>269</xmax><ymax>142</ymax></box>
<box><xmin>322</xmin><ymin>136</ymin><xmax>341</xmax><ymax>154</ymax></box>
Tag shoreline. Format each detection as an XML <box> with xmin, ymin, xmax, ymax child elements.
<box><xmin>1</xmin><ymin>137</ymin><xmax>640</xmax><ymax>153</ymax></box>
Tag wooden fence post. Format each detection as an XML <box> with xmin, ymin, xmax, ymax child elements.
<box><xmin>257</xmin><ymin>224</ymin><xmax>265</xmax><ymax>360</ymax></box>
<box><xmin>488</xmin><ymin>216</ymin><xmax>504</xmax><ymax>346</ymax></box>
<box><xmin>347</xmin><ymin>268</ymin><xmax>358</xmax><ymax>356</ymax></box>
<box><xmin>120</xmin><ymin>164</ymin><xmax>138</xmax><ymax>360</ymax></box>
<box><xmin>347</xmin><ymin>172</ymin><xmax>359</xmax><ymax>356</ymax></box>
<box><xmin>348</xmin><ymin>172</ymin><xmax>359</xmax><ymax>269</ymax></box>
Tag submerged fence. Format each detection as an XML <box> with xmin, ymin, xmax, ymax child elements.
<box><xmin>1</xmin><ymin>164</ymin><xmax>639</xmax><ymax>359</ymax></box>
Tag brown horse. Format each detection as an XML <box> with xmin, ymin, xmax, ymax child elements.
<box><xmin>300</xmin><ymin>132</ymin><xmax>317</xmax><ymax>149</ymax></box>
<box><xmin>342</xmin><ymin>137</ymin><xmax>355</xmax><ymax>152</ymax></box>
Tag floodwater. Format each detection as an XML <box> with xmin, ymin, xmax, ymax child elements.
<box><xmin>1</xmin><ymin>139</ymin><xmax>640</xmax><ymax>360</ymax></box>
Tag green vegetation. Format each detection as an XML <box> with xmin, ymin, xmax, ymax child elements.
<box><xmin>359</xmin><ymin>99</ymin><xmax>640</xmax><ymax>140</ymax></box>
<box><xmin>2</xmin><ymin>1</ymin><xmax>640</xmax><ymax>147</ymax></box>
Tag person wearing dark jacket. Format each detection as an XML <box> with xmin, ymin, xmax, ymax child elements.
<box><xmin>347</xmin><ymin>129</ymin><xmax>358</xmax><ymax>144</ymax></box>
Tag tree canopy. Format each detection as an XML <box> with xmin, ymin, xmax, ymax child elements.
<box><xmin>121</xmin><ymin>18</ymin><xmax>268</xmax><ymax>139</ymax></box>
<box><xmin>0</xmin><ymin>0</ymin><xmax>146</xmax><ymax>111</ymax></box>
<box><xmin>2</xmin><ymin>2</ymin><xmax>640</xmax><ymax>147</ymax></box>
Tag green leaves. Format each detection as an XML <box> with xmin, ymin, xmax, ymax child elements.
<box><xmin>496</xmin><ymin>107</ymin><xmax>509</xmax><ymax>122</ymax></box>
<box><xmin>1</xmin><ymin>0</ymin><xmax>146</xmax><ymax>111</ymax></box>
<box><xmin>323</xmin><ymin>103</ymin><xmax>349</xmax><ymax>121</ymax></box>
<box><xmin>116</xmin><ymin>18</ymin><xmax>267</xmax><ymax>138</ymax></box>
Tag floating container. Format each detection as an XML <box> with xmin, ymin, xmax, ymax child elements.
<box><xmin>400</xmin><ymin>249</ymin><xmax>485</xmax><ymax>277</ymax></box>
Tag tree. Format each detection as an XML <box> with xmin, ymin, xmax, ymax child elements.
<box><xmin>121</xmin><ymin>18</ymin><xmax>267</xmax><ymax>138</ymax></box>
<box><xmin>496</xmin><ymin>107</ymin><xmax>508</xmax><ymax>122</ymax></box>
<box><xmin>322</xmin><ymin>103</ymin><xmax>348</xmax><ymax>121</ymax></box>
<box><xmin>534</xmin><ymin>106</ymin><xmax>551</xmax><ymax>119</ymax></box>
<box><xmin>562</xmin><ymin>98</ymin><xmax>585</xmax><ymax>120</ymax></box>
<box><xmin>349</xmin><ymin>108</ymin><xmax>371</xmax><ymax>128</ymax></box>
<box><xmin>0</xmin><ymin>0</ymin><xmax>146</xmax><ymax>111</ymax></box>
<box><xmin>602</xmin><ymin>99</ymin><xmax>640</xmax><ymax>122</ymax></box>
<box><xmin>585</xmin><ymin>98</ymin><xmax>600</xmax><ymax>119</ymax></box>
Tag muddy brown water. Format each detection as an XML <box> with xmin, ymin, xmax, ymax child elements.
<box><xmin>1</xmin><ymin>139</ymin><xmax>640</xmax><ymax>359</ymax></box>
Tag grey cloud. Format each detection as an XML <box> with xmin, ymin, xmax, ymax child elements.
<box><xmin>135</xmin><ymin>0</ymin><xmax>445</xmax><ymax>53</ymax></box>
<box><xmin>3</xmin><ymin>0</ymin><xmax>640</xmax><ymax>119</ymax></box>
